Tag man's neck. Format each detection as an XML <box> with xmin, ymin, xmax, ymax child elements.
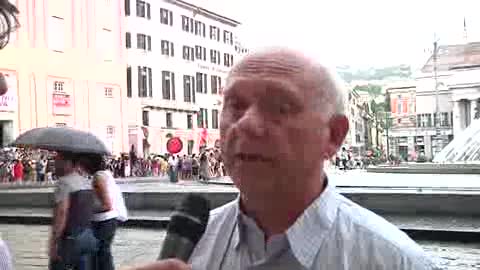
<box><xmin>241</xmin><ymin>169</ymin><xmax>326</xmax><ymax>238</ymax></box>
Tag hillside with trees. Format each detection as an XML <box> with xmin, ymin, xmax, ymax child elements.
<box><xmin>336</xmin><ymin>65</ymin><xmax>412</xmax><ymax>83</ymax></box>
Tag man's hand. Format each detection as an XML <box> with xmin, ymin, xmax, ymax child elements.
<box><xmin>121</xmin><ymin>259</ymin><xmax>191</xmax><ymax>270</ymax></box>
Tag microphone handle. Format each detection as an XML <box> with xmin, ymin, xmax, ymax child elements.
<box><xmin>158</xmin><ymin>233</ymin><xmax>196</xmax><ymax>262</ymax></box>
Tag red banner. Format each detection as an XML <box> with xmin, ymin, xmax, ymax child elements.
<box><xmin>52</xmin><ymin>94</ymin><xmax>71</xmax><ymax>115</ymax></box>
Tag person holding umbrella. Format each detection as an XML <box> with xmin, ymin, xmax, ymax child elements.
<box><xmin>11</xmin><ymin>127</ymin><xmax>113</xmax><ymax>270</ymax></box>
<box><xmin>48</xmin><ymin>151</ymin><xmax>98</xmax><ymax>270</ymax></box>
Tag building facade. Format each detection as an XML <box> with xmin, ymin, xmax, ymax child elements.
<box><xmin>125</xmin><ymin>0</ymin><xmax>242</xmax><ymax>157</ymax></box>
<box><xmin>387</xmin><ymin>78</ymin><xmax>454</xmax><ymax>161</ymax></box>
<box><xmin>343</xmin><ymin>88</ymin><xmax>371</xmax><ymax>156</ymax></box>
<box><xmin>0</xmin><ymin>0</ymin><xmax>128</xmax><ymax>153</ymax></box>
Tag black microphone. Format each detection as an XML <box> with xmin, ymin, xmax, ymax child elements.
<box><xmin>158</xmin><ymin>193</ymin><xmax>211</xmax><ymax>262</ymax></box>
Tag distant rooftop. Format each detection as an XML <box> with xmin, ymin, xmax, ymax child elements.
<box><xmin>421</xmin><ymin>42</ymin><xmax>480</xmax><ymax>73</ymax></box>
<box><xmin>167</xmin><ymin>0</ymin><xmax>241</xmax><ymax>26</ymax></box>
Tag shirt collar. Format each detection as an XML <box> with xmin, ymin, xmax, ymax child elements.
<box><xmin>231</xmin><ymin>177</ymin><xmax>340</xmax><ymax>268</ymax></box>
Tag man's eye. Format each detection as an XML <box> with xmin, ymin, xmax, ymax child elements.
<box><xmin>278</xmin><ymin>103</ymin><xmax>292</xmax><ymax>115</ymax></box>
<box><xmin>227</xmin><ymin>99</ymin><xmax>245</xmax><ymax>110</ymax></box>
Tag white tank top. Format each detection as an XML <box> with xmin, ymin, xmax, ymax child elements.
<box><xmin>92</xmin><ymin>170</ymin><xmax>128</xmax><ymax>222</ymax></box>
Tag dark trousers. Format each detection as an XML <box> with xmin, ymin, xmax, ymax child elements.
<box><xmin>92</xmin><ymin>218</ymin><xmax>118</xmax><ymax>270</ymax></box>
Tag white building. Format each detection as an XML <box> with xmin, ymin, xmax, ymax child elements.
<box><xmin>124</xmin><ymin>0</ymin><xmax>243</xmax><ymax>157</ymax></box>
<box><xmin>386</xmin><ymin>42</ymin><xmax>480</xmax><ymax>160</ymax></box>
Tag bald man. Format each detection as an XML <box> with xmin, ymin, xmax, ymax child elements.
<box><xmin>133</xmin><ymin>48</ymin><xmax>441</xmax><ymax>270</ymax></box>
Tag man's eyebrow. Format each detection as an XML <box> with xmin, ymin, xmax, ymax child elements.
<box><xmin>265</xmin><ymin>82</ymin><xmax>303</xmax><ymax>105</ymax></box>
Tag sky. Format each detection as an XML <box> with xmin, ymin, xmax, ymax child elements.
<box><xmin>196</xmin><ymin>0</ymin><xmax>480</xmax><ymax>69</ymax></box>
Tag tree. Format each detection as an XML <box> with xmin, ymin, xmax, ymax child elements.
<box><xmin>353</xmin><ymin>84</ymin><xmax>382</xmax><ymax>97</ymax></box>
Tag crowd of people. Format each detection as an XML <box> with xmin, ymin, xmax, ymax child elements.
<box><xmin>0</xmin><ymin>148</ymin><xmax>56</xmax><ymax>184</ymax></box>
<box><xmin>0</xmin><ymin>146</ymin><xmax>226</xmax><ymax>185</ymax></box>
<box><xmin>107</xmin><ymin>147</ymin><xmax>226</xmax><ymax>182</ymax></box>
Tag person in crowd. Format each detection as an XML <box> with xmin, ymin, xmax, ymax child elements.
<box><xmin>198</xmin><ymin>152</ymin><xmax>209</xmax><ymax>183</ymax></box>
<box><xmin>86</xmin><ymin>154</ymin><xmax>128</xmax><ymax>270</ymax></box>
<box><xmin>36</xmin><ymin>156</ymin><xmax>47</xmax><ymax>183</ymax></box>
<box><xmin>167</xmin><ymin>155</ymin><xmax>177</xmax><ymax>183</ymax></box>
<box><xmin>182</xmin><ymin>155</ymin><xmax>192</xmax><ymax>180</ymax></box>
<box><xmin>191</xmin><ymin>154</ymin><xmax>199</xmax><ymax>180</ymax></box>
<box><xmin>151</xmin><ymin>158</ymin><xmax>159</xmax><ymax>177</ymax></box>
<box><xmin>12</xmin><ymin>159</ymin><xmax>23</xmax><ymax>183</ymax></box>
<box><xmin>131</xmin><ymin>47</ymin><xmax>441</xmax><ymax>270</ymax></box>
<box><xmin>48</xmin><ymin>151</ymin><xmax>98</xmax><ymax>270</ymax></box>
<box><xmin>159</xmin><ymin>157</ymin><xmax>168</xmax><ymax>177</ymax></box>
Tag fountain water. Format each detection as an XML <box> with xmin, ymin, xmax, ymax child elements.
<box><xmin>434</xmin><ymin>119</ymin><xmax>480</xmax><ymax>163</ymax></box>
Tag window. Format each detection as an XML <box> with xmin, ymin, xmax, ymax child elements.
<box><xmin>166</xmin><ymin>112</ymin><xmax>173</xmax><ymax>128</ymax></box>
<box><xmin>209</xmin><ymin>25</ymin><xmax>220</xmax><ymax>41</ymax></box>
<box><xmin>196</xmin><ymin>72</ymin><xmax>207</xmax><ymax>93</ymax></box>
<box><xmin>223</xmin><ymin>53</ymin><xmax>234</xmax><ymax>67</ymax></box>
<box><xmin>187</xmin><ymin>114</ymin><xmax>193</xmax><ymax>129</ymax></box>
<box><xmin>212</xmin><ymin>109</ymin><xmax>219</xmax><ymax>129</ymax></box>
<box><xmin>161</xmin><ymin>40</ymin><xmax>174</xmax><ymax>56</ymax></box>
<box><xmin>223</xmin><ymin>30</ymin><xmax>233</xmax><ymax>45</ymax></box>
<box><xmin>137</xmin><ymin>66</ymin><xmax>152</xmax><ymax>98</ymax></box>
<box><xmin>210</xmin><ymin>49</ymin><xmax>220</xmax><ymax>64</ymax></box>
<box><xmin>182</xmin><ymin>16</ymin><xmax>194</xmax><ymax>33</ymax></box>
<box><xmin>137</xmin><ymin>34</ymin><xmax>146</xmax><ymax>50</ymax></box>
<box><xmin>397</xmin><ymin>95</ymin><xmax>402</xmax><ymax>114</ymax></box>
<box><xmin>48</xmin><ymin>16</ymin><xmax>65</xmax><ymax>52</ymax></box>
<box><xmin>53</xmin><ymin>81</ymin><xmax>65</xmax><ymax>92</ymax></box>
<box><xmin>194</xmin><ymin>21</ymin><xmax>206</xmax><ymax>37</ymax></box>
<box><xmin>136</xmin><ymin>34</ymin><xmax>151</xmax><ymax>51</ymax></box>
<box><xmin>187</xmin><ymin>140</ymin><xmax>194</xmax><ymax>155</ymax></box>
<box><xmin>160</xmin><ymin>8</ymin><xmax>173</xmax><ymax>25</ymax></box>
<box><xmin>197</xmin><ymin>108</ymin><xmax>208</xmax><ymax>128</ymax></box>
<box><xmin>440</xmin><ymin>112</ymin><xmax>451</xmax><ymax>127</ymax></box>
<box><xmin>136</xmin><ymin>0</ymin><xmax>150</xmax><ymax>19</ymax></box>
<box><xmin>99</xmin><ymin>28</ymin><xmax>113</xmax><ymax>61</ymax></box>
<box><xmin>126</xmin><ymin>32</ymin><xmax>131</xmax><ymax>48</ymax></box>
<box><xmin>125</xmin><ymin>0</ymin><xmax>130</xmax><ymax>16</ymax></box>
<box><xmin>162</xmin><ymin>71</ymin><xmax>175</xmax><ymax>100</ymax></box>
<box><xmin>195</xmin><ymin>45</ymin><xmax>206</xmax><ymax>61</ymax></box>
<box><xmin>106</xmin><ymin>126</ymin><xmax>115</xmax><ymax>138</ymax></box>
<box><xmin>211</xmin><ymin>75</ymin><xmax>221</xmax><ymax>94</ymax></box>
<box><xmin>183</xmin><ymin>75</ymin><xmax>195</xmax><ymax>103</ymax></box>
<box><xmin>148</xmin><ymin>67</ymin><xmax>152</xmax><ymax>97</ymax></box>
<box><xmin>142</xmin><ymin>110</ymin><xmax>149</xmax><ymax>126</ymax></box>
<box><xmin>127</xmin><ymin>66</ymin><xmax>132</xmax><ymax>97</ymax></box>
<box><xmin>416</xmin><ymin>113</ymin><xmax>432</xmax><ymax>128</ymax></box>
<box><xmin>104</xmin><ymin>87</ymin><xmax>113</xmax><ymax>97</ymax></box>
<box><xmin>183</xmin><ymin>45</ymin><xmax>194</xmax><ymax>61</ymax></box>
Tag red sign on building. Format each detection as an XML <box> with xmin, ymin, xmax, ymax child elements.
<box><xmin>52</xmin><ymin>93</ymin><xmax>72</xmax><ymax>115</ymax></box>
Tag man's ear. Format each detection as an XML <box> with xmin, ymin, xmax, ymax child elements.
<box><xmin>325</xmin><ymin>115</ymin><xmax>349</xmax><ymax>157</ymax></box>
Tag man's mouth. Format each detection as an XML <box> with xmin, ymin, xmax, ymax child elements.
<box><xmin>236</xmin><ymin>153</ymin><xmax>272</xmax><ymax>162</ymax></box>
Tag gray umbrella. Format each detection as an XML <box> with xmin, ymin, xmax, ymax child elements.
<box><xmin>11</xmin><ymin>127</ymin><xmax>111</xmax><ymax>155</ymax></box>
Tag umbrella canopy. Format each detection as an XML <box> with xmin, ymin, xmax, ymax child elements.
<box><xmin>11</xmin><ymin>127</ymin><xmax>111</xmax><ymax>155</ymax></box>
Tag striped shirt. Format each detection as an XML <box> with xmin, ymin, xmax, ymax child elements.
<box><xmin>189</xmin><ymin>181</ymin><xmax>442</xmax><ymax>270</ymax></box>
<box><xmin>0</xmin><ymin>239</ymin><xmax>13</xmax><ymax>270</ymax></box>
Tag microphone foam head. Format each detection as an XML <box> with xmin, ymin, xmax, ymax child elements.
<box><xmin>167</xmin><ymin>193</ymin><xmax>211</xmax><ymax>244</ymax></box>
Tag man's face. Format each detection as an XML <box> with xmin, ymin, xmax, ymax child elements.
<box><xmin>220</xmin><ymin>55</ymin><xmax>341</xmax><ymax>195</ymax></box>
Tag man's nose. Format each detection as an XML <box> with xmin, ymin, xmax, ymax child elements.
<box><xmin>236</xmin><ymin>106</ymin><xmax>266</xmax><ymax>138</ymax></box>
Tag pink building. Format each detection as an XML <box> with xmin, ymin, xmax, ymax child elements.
<box><xmin>0</xmin><ymin>0</ymin><xmax>128</xmax><ymax>154</ymax></box>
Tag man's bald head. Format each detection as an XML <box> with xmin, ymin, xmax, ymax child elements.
<box><xmin>227</xmin><ymin>47</ymin><xmax>345</xmax><ymax>117</ymax></box>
